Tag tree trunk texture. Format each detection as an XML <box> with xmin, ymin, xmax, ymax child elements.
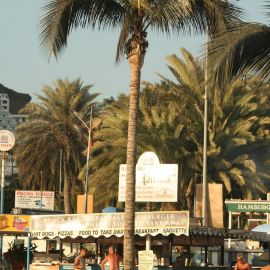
<box><xmin>124</xmin><ymin>51</ymin><xmax>144</xmax><ymax>270</ymax></box>
<box><xmin>63</xmin><ymin>155</ymin><xmax>72</xmax><ymax>214</ymax></box>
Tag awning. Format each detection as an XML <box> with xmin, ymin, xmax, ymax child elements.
<box><xmin>30</xmin><ymin>211</ymin><xmax>189</xmax><ymax>239</ymax></box>
<box><xmin>190</xmin><ymin>226</ymin><xmax>225</xmax><ymax>237</ymax></box>
<box><xmin>226</xmin><ymin>229</ymin><xmax>267</xmax><ymax>241</ymax></box>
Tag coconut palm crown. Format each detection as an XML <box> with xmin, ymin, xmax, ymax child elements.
<box><xmin>207</xmin><ymin>2</ymin><xmax>270</xmax><ymax>85</ymax></box>
<box><xmin>40</xmin><ymin>0</ymin><xmax>242</xmax><ymax>61</ymax></box>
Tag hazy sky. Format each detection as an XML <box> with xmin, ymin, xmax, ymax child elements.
<box><xmin>0</xmin><ymin>1</ymin><xmax>267</xmax><ymax>102</ymax></box>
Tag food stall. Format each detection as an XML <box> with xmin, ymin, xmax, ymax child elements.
<box><xmin>0</xmin><ymin>211</ymin><xmax>267</xmax><ymax>270</ymax></box>
<box><xmin>28</xmin><ymin>210</ymin><xmax>233</xmax><ymax>270</ymax></box>
<box><xmin>30</xmin><ymin>211</ymin><xmax>189</xmax><ymax>269</ymax></box>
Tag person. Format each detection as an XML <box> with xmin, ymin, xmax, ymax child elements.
<box><xmin>234</xmin><ymin>254</ymin><xmax>251</xmax><ymax>270</ymax></box>
<box><xmin>74</xmin><ymin>248</ymin><xmax>87</xmax><ymax>270</ymax></box>
<box><xmin>100</xmin><ymin>246</ymin><xmax>123</xmax><ymax>270</ymax></box>
<box><xmin>261</xmin><ymin>265</ymin><xmax>270</xmax><ymax>270</ymax></box>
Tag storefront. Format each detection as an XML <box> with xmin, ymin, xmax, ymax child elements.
<box><xmin>27</xmin><ymin>211</ymin><xmax>231</xmax><ymax>270</ymax></box>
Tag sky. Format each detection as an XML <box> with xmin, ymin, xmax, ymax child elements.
<box><xmin>0</xmin><ymin>1</ymin><xmax>267</xmax><ymax>102</ymax></box>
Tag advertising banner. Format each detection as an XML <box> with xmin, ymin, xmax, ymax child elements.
<box><xmin>0</xmin><ymin>214</ymin><xmax>30</xmax><ymax>232</ymax></box>
<box><xmin>30</xmin><ymin>211</ymin><xmax>189</xmax><ymax>239</ymax></box>
<box><xmin>118</xmin><ymin>164</ymin><xmax>178</xmax><ymax>202</ymax></box>
<box><xmin>15</xmin><ymin>190</ymin><xmax>55</xmax><ymax>210</ymax></box>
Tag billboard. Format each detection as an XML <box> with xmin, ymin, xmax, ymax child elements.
<box><xmin>0</xmin><ymin>214</ymin><xmax>30</xmax><ymax>232</ymax></box>
<box><xmin>15</xmin><ymin>190</ymin><xmax>54</xmax><ymax>210</ymax></box>
<box><xmin>118</xmin><ymin>164</ymin><xmax>178</xmax><ymax>202</ymax></box>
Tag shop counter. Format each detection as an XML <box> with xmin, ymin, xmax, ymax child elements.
<box><xmin>31</xmin><ymin>264</ymin><xmax>229</xmax><ymax>270</ymax></box>
<box><xmin>59</xmin><ymin>264</ymin><xmax>123</xmax><ymax>270</ymax></box>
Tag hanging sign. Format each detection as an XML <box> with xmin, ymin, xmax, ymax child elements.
<box><xmin>0</xmin><ymin>130</ymin><xmax>15</xmax><ymax>151</ymax></box>
<box><xmin>30</xmin><ymin>211</ymin><xmax>189</xmax><ymax>239</ymax></box>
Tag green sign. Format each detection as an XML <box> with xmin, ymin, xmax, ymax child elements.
<box><xmin>226</xmin><ymin>201</ymin><xmax>270</xmax><ymax>212</ymax></box>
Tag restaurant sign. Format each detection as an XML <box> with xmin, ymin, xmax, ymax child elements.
<box><xmin>225</xmin><ymin>200</ymin><xmax>270</xmax><ymax>212</ymax></box>
<box><xmin>30</xmin><ymin>211</ymin><xmax>189</xmax><ymax>239</ymax></box>
<box><xmin>0</xmin><ymin>214</ymin><xmax>30</xmax><ymax>232</ymax></box>
<box><xmin>118</xmin><ymin>164</ymin><xmax>178</xmax><ymax>202</ymax></box>
<box><xmin>15</xmin><ymin>190</ymin><xmax>55</xmax><ymax>210</ymax></box>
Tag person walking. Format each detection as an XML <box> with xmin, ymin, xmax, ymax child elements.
<box><xmin>100</xmin><ymin>246</ymin><xmax>122</xmax><ymax>270</ymax></box>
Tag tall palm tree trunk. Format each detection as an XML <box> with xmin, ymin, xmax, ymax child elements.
<box><xmin>63</xmin><ymin>155</ymin><xmax>72</xmax><ymax>214</ymax></box>
<box><xmin>124</xmin><ymin>50</ymin><xmax>144</xmax><ymax>270</ymax></box>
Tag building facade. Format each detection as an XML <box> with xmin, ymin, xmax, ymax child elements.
<box><xmin>0</xmin><ymin>84</ymin><xmax>31</xmax><ymax>176</ymax></box>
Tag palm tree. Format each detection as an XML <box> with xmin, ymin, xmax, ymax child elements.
<box><xmin>164</xmin><ymin>48</ymin><xmax>270</xmax><ymax>201</ymax></box>
<box><xmin>39</xmin><ymin>1</ymin><xmax>241</xmax><ymax>268</ymax></box>
<box><xmin>207</xmin><ymin>4</ymin><xmax>270</xmax><ymax>85</ymax></box>
<box><xmin>14</xmin><ymin>79</ymin><xmax>98</xmax><ymax>213</ymax></box>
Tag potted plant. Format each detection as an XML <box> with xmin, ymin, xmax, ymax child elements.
<box><xmin>3</xmin><ymin>241</ymin><xmax>37</xmax><ymax>270</ymax></box>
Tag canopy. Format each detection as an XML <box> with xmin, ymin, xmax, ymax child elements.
<box><xmin>30</xmin><ymin>211</ymin><xmax>189</xmax><ymax>239</ymax></box>
<box><xmin>252</xmin><ymin>224</ymin><xmax>270</xmax><ymax>234</ymax></box>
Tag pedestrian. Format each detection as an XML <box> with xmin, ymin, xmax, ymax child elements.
<box><xmin>234</xmin><ymin>254</ymin><xmax>251</xmax><ymax>270</ymax></box>
<box><xmin>100</xmin><ymin>246</ymin><xmax>123</xmax><ymax>270</ymax></box>
<box><xmin>74</xmin><ymin>248</ymin><xmax>87</xmax><ymax>270</ymax></box>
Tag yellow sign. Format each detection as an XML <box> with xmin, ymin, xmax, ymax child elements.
<box><xmin>0</xmin><ymin>214</ymin><xmax>30</xmax><ymax>232</ymax></box>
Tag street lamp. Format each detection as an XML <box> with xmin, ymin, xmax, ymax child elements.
<box><xmin>202</xmin><ymin>34</ymin><xmax>209</xmax><ymax>226</ymax></box>
<box><xmin>73</xmin><ymin>108</ymin><xmax>92</xmax><ymax>214</ymax></box>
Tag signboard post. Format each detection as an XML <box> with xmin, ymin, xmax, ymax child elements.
<box><xmin>225</xmin><ymin>200</ymin><xmax>270</xmax><ymax>248</ymax></box>
<box><xmin>0</xmin><ymin>130</ymin><xmax>15</xmax><ymax>258</ymax></box>
<box><xmin>0</xmin><ymin>130</ymin><xmax>15</xmax><ymax>213</ymax></box>
<box><xmin>138</xmin><ymin>250</ymin><xmax>153</xmax><ymax>270</ymax></box>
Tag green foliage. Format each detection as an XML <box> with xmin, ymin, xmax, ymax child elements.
<box><xmin>39</xmin><ymin>0</ymin><xmax>242</xmax><ymax>62</ymax></box>
<box><xmin>14</xmin><ymin>78</ymin><xmax>99</xmax><ymax>213</ymax></box>
<box><xmin>88</xmin><ymin>49</ymin><xmax>270</xmax><ymax>211</ymax></box>
<box><xmin>4</xmin><ymin>241</ymin><xmax>37</xmax><ymax>268</ymax></box>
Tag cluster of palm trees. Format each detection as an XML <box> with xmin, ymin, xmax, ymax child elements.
<box><xmin>13</xmin><ymin>1</ymin><xmax>270</xmax><ymax>270</ymax></box>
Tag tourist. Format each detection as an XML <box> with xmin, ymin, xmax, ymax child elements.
<box><xmin>100</xmin><ymin>246</ymin><xmax>122</xmax><ymax>270</ymax></box>
<box><xmin>234</xmin><ymin>254</ymin><xmax>251</xmax><ymax>270</ymax></box>
<box><xmin>74</xmin><ymin>248</ymin><xmax>87</xmax><ymax>270</ymax></box>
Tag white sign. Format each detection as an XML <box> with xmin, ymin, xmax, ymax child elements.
<box><xmin>0</xmin><ymin>130</ymin><xmax>15</xmax><ymax>151</ymax></box>
<box><xmin>30</xmin><ymin>211</ymin><xmax>189</xmax><ymax>239</ymax></box>
<box><xmin>118</xmin><ymin>164</ymin><xmax>178</xmax><ymax>202</ymax></box>
<box><xmin>15</xmin><ymin>190</ymin><xmax>55</xmax><ymax>210</ymax></box>
<box><xmin>137</xmin><ymin>152</ymin><xmax>160</xmax><ymax>166</ymax></box>
<box><xmin>139</xmin><ymin>250</ymin><xmax>153</xmax><ymax>270</ymax></box>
